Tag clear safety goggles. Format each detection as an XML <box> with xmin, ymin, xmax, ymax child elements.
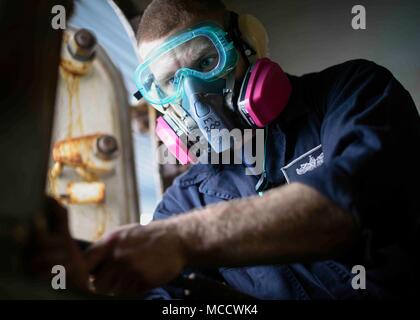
<box><xmin>134</xmin><ymin>23</ymin><xmax>239</xmax><ymax>107</ymax></box>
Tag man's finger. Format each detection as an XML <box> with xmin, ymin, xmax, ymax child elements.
<box><xmin>92</xmin><ymin>265</ymin><xmax>118</xmax><ymax>295</ymax></box>
<box><xmin>46</xmin><ymin>197</ymin><xmax>70</xmax><ymax>235</ymax></box>
<box><xmin>113</xmin><ymin>276</ymin><xmax>147</xmax><ymax>297</ymax></box>
<box><xmin>84</xmin><ymin>239</ymin><xmax>114</xmax><ymax>271</ymax></box>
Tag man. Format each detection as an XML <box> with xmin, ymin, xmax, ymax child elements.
<box><xmin>85</xmin><ymin>0</ymin><xmax>420</xmax><ymax>299</ymax></box>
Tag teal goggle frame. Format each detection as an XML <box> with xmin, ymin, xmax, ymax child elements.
<box><xmin>134</xmin><ymin>23</ymin><xmax>239</xmax><ymax>106</ymax></box>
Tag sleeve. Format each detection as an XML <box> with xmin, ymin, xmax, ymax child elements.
<box><xmin>152</xmin><ymin>186</ymin><xmax>185</xmax><ymax>221</ymax></box>
<box><xmin>152</xmin><ymin>177</ymin><xmax>203</xmax><ymax>221</ymax></box>
<box><xmin>147</xmin><ymin>173</ymin><xmax>214</xmax><ymax>299</ymax></box>
<box><xmin>137</xmin><ymin>180</ymin><xmax>189</xmax><ymax>299</ymax></box>
<box><xmin>294</xmin><ymin>60</ymin><xmax>420</xmax><ymax>245</ymax></box>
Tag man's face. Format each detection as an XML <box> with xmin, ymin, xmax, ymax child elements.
<box><xmin>138</xmin><ymin>19</ymin><xmax>248</xmax><ymax>96</ymax></box>
<box><xmin>141</xmin><ymin>36</ymin><xmax>220</xmax><ymax>96</ymax></box>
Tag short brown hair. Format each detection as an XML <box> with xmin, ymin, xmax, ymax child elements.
<box><xmin>137</xmin><ymin>0</ymin><xmax>226</xmax><ymax>43</ymax></box>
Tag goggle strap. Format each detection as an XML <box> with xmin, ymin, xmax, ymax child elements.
<box><xmin>133</xmin><ymin>90</ymin><xmax>142</xmax><ymax>101</ymax></box>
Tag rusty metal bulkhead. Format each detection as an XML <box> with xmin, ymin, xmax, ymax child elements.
<box><xmin>48</xmin><ymin>28</ymin><xmax>139</xmax><ymax>241</ymax></box>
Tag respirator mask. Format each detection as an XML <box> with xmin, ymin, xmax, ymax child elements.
<box><xmin>133</xmin><ymin>14</ymin><xmax>292</xmax><ymax>166</ymax></box>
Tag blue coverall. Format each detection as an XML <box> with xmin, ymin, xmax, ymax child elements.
<box><xmin>148</xmin><ymin>59</ymin><xmax>420</xmax><ymax>299</ymax></box>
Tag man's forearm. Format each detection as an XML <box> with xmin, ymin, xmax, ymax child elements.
<box><xmin>166</xmin><ymin>183</ymin><xmax>358</xmax><ymax>268</ymax></box>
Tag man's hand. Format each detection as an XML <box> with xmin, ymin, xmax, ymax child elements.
<box><xmin>85</xmin><ymin>221</ymin><xmax>186</xmax><ymax>296</ymax></box>
<box><xmin>84</xmin><ymin>183</ymin><xmax>356</xmax><ymax>296</ymax></box>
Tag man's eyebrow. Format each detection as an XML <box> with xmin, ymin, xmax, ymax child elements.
<box><xmin>156</xmin><ymin>69</ymin><xmax>175</xmax><ymax>82</ymax></box>
<box><xmin>153</xmin><ymin>58</ymin><xmax>179</xmax><ymax>82</ymax></box>
<box><xmin>188</xmin><ymin>40</ymin><xmax>215</xmax><ymax>60</ymax></box>
<box><xmin>154</xmin><ymin>40</ymin><xmax>216</xmax><ymax>81</ymax></box>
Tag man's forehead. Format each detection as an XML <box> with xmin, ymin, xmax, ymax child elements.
<box><xmin>138</xmin><ymin>38</ymin><xmax>166</xmax><ymax>60</ymax></box>
<box><xmin>138</xmin><ymin>16</ymin><xmax>225</xmax><ymax>60</ymax></box>
<box><xmin>138</xmin><ymin>21</ymin><xmax>193</xmax><ymax>60</ymax></box>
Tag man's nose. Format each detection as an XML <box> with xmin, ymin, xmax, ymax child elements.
<box><xmin>182</xmin><ymin>76</ymin><xmax>226</xmax><ymax>96</ymax></box>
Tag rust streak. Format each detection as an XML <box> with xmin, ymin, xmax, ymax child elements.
<box><xmin>60</xmin><ymin>66</ymin><xmax>81</xmax><ymax>137</ymax></box>
<box><xmin>75</xmin><ymin>85</ymin><xmax>84</xmax><ymax>134</ymax></box>
<box><xmin>94</xmin><ymin>204</ymin><xmax>109</xmax><ymax>241</ymax></box>
<box><xmin>47</xmin><ymin>170</ymin><xmax>58</xmax><ymax>198</ymax></box>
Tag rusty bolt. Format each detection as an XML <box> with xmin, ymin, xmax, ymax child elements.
<box><xmin>96</xmin><ymin>135</ymin><xmax>118</xmax><ymax>159</ymax></box>
<box><xmin>75</xmin><ymin>29</ymin><xmax>96</xmax><ymax>50</ymax></box>
<box><xmin>68</xmin><ymin>28</ymin><xmax>97</xmax><ymax>61</ymax></box>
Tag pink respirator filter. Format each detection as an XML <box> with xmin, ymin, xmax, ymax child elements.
<box><xmin>155</xmin><ymin>116</ymin><xmax>196</xmax><ymax>165</ymax></box>
<box><xmin>243</xmin><ymin>58</ymin><xmax>292</xmax><ymax>127</ymax></box>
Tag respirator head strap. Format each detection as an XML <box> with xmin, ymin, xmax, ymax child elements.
<box><xmin>223</xmin><ymin>70</ymin><xmax>237</xmax><ymax>112</ymax></box>
<box><xmin>226</xmin><ymin>11</ymin><xmax>257</xmax><ymax>67</ymax></box>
